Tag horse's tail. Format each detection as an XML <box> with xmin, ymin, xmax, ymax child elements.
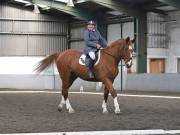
<box><xmin>34</xmin><ymin>53</ymin><xmax>59</xmax><ymax>74</ymax></box>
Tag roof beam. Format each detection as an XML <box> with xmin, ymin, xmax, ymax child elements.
<box><xmin>142</xmin><ymin>2</ymin><xmax>167</xmax><ymax>15</ymax></box>
<box><xmin>31</xmin><ymin>0</ymin><xmax>91</xmax><ymax>20</ymax></box>
<box><xmin>146</xmin><ymin>8</ymin><xmax>167</xmax><ymax>15</ymax></box>
<box><xmin>90</xmin><ymin>0</ymin><xmax>146</xmax><ymax>18</ymax></box>
<box><xmin>157</xmin><ymin>0</ymin><xmax>180</xmax><ymax>9</ymax></box>
<box><xmin>144</xmin><ymin>2</ymin><xmax>167</xmax><ymax>8</ymax></box>
<box><xmin>75</xmin><ymin>0</ymin><xmax>91</xmax><ymax>4</ymax></box>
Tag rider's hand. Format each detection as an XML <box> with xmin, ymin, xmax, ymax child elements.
<box><xmin>96</xmin><ymin>44</ymin><xmax>101</xmax><ymax>49</ymax></box>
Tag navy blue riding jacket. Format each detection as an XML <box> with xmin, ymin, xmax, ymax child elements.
<box><xmin>83</xmin><ymin>29</ymin><xmax>107</xmax><ymax>54</ymax></box>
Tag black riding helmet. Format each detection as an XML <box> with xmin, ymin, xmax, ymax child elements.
<box><xmin>87</xmin><ymin>20</ymin><xmax>96</xmax><ymax>25</ymax></box>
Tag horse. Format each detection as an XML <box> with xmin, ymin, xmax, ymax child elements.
<box><xmin>35</xmin><ymin>37</ymin><xmax>135</xmax><ymax>114</ymax></box>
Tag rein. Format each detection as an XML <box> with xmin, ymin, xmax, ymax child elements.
<box><xmin>101</xmin><ymin>50</ymin><xmax>119</xmax><ymax>59</ymax></box>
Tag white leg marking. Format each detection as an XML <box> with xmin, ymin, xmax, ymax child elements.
<box><xmin>102</xmin><ymin>100</ymin><xmax>108</xmax><ymax>114</ymax></box>
<box><xmin>58</xmin><ymin>96</ymin><xmax>66</xmax><ymax>111</ymax></box>
<box><xmin>114</xmin><ymin>97</ymin><xmax>121</xmax><ymax>114</ymax></box>
<box><xmin>66</xmin><ymin>98</ymin><xmax>75</xmax><ymax>113</ymax></box>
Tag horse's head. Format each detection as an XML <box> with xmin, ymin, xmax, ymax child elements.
<box><xmin>122</xmin><ymin>37</ymin><xmax>135</xmax><ymax>70</ymax></box>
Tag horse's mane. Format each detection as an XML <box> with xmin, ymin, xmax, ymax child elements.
<box><xmin>105</xmin><ymin>38</ymin><xmax>125</xmax><ymax>50</ymax></box>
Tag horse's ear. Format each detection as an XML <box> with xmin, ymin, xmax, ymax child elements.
<box><xmin>126</xmin><ymin>37</ymin><xmax>130</xmax><ymax>44</ymax></box>
<box><xmin>131</xmin><ymin>38</ymin><xmax>135</xmax><ymax>43</ymax></box>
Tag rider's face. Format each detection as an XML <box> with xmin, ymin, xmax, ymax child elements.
<box><xmin>87</xmin><ymin>24</ymin><xmax>95</xmax><ymax>31</ymax></box>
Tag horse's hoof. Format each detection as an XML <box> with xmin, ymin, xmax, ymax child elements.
<box><xmin>115</xmin><ymin>110</ymin><xmax>122</xmax><ymax>115</ymax></box>
<box><xmin>102</xmin><ymin>110</ymin><xmax>109</xmax><ymax>114</ymax></box>
<box><xmin>58</xmin><ymin>106</ymin><xmax>63</xmax><ymax>112</ymax></box>
<box><xmin>69</xmin><ymin>109</ymin><xmax>75</xmax><ymax>114</ymax></box>
<box><xmin>103</xmin><ymin>111</ymin><xmax>109</xmax><ymax>114</ymax></box>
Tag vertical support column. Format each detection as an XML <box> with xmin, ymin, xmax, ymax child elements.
<box><xmin>97</xmin><ymin>24</ymin><xmax>107</xmax><ymax>40</ymax></box>
<box><xmin>135</xmin><ymin>15</ymin><xmax>147</xmax><ymax>73</ymax></box>
<box><xmin>67</xmin><ymin>22</ymin><xmax>71</xmax><ymax>49</ymax></box>
<box><xmin>134</xmin><ymin>18</ymin><xmax>137</xmax><ymax>53</ymax></box>
<box><xmin>96</xmin><ymin>14</ymin><xmax>107</xmax><ymax>91</ymax></box>
<box><xmin>96</xmin><ymin>12</ymin><xmax>107</xmax><ymax>40</ymax></box>
<box><xmin>120</xmin><ymin>23</ymin><xmax>123</xmax><ymax>92</ymax></box>
<box><xmin>27</xmin><ymin>34</ymin><xmax>29</xmax><ymax>56</ymax></box>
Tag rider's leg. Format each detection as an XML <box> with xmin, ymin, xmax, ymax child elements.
<box><xmin>89</xmin><ymin>51</ymin><xmax>95</xmax><ymax>60</ymax></box>
<box><xmin>88</xmin><ymin>51</ymin><xmax>95</xmax><ymax>78</ymax></box>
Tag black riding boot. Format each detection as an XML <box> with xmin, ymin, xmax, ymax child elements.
<box><xmin>88</xmin><ymin>58</ymin><xmax>95</xmax><ymax>79</ymax></box>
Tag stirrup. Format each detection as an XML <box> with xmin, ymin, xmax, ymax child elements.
<box><xmin>88</xmin><ymin>71</ymin><xmax>94</xmax><ymax>79</ymax></box>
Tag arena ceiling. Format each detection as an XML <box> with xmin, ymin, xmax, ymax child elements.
<box><xmin>3</xmin><ymin>0</ymin><xmax>180</xmax><ymax>20</ymax></box>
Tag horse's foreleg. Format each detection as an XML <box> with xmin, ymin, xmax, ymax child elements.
<box><xmin>102</xmin><ymin>87</ymin><xmax>109</xmax><ymax>114</ymax></box>
<box><xmin>103</xmin><ymin>79</ymin><xmax>121</xmax><ymax>114</ymax></box>
<box><xmin>113</xmin><ymin>96</ymin><xmax>121</xmax><ymax>114</ymax></box>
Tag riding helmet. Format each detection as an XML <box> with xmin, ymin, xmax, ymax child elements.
<box><xmin>87</xmin><ymin>20</ymin><xmax>96</xmax><ymax>25</ymax></box>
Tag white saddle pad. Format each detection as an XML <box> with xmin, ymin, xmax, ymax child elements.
<box><xmin>79</xmin><ymin>51</ymin><xmax>101</xmax><ymax>66</ymax></box>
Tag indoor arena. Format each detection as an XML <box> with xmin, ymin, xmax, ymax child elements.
<box><xmin>0</xmin><ymin>0</ymin><xmax>180</xmax><ymax>135</ymax></box>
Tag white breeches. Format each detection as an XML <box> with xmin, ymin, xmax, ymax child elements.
<box><xmin>88</xmin><ymin>51</ymin><xmax>95</xmax><ymax>60</ymax></box>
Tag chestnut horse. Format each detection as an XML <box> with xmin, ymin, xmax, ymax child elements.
<box><xmin>35</xmin><ymin>37</ymin><xmax>134</xmax><ymax>114</ymax></box>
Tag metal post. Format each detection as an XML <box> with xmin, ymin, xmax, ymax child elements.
<box><xmin>120</xmin><ymin>23</ymin><xmax>123</xmax><ymax>92</ymax></box>
<box><xmin>52</xmin><ymin>64</ymin><xmax>56</xmax><ymax>90</ymax></box>
<box><xmin>67</xmin><ymin>23</ymin><xmax>71</xmax><ymax>49</ymax></box>
<box><xmin>134</xmin><ymin>18</ymin><xmax>137</xmax><ymax>53</ymax></box>
<box><xmin>120</xmin><ymin>59</ymin><xmax>123</xmax><ymax>92</ymax></box>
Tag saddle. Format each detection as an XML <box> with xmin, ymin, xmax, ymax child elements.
<box><xmin>79</xmin><ymin>50</ymin><xmax>101</xmax><ymax>66</ymax></box>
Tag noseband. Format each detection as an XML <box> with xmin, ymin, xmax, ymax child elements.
<box><xmin>125</xmin><ymin>44</ymin><xmax>134</xmax><ymax>68</ymax></box>
<box><xmin>125</xmin><ymin>58</ymin><xmax>133</xmax><ymax>68</ymax></box>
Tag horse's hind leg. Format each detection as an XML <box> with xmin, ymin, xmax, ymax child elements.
<box><xmin>102</xmin><ymin>87</ymin><xmax>109</xmax><ymax>114</ymax></box>
<box><xmin>58</xmin><ymin>75</ymin><xmax>76</xmax><ymax>113</ymax></box>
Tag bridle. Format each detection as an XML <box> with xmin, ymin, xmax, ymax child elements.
<box><xmin>125</xmin><ymin>58</ymin><xmax>133</xmax><ymax>68</ymax></box>
<box><xmin>101</xmin><ymin>45</ymin><xmax>133</xmax><ymax>68</ymax></box>
<box><xmin>124</xmin><ymin>45</ymin><xmax>133</xmax><ymax>68</ymax></box>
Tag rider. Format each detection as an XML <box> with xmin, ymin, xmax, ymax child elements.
<box><xmin>83</xmin><ymin>20</ymin><xmax>107</xmax><ymax>78</ymax></box>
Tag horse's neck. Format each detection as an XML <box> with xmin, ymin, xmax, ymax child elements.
<box><xmin>104</xmin><ymin>44</ymin><xmax>122</xmax><ymax>64</ymax></box>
